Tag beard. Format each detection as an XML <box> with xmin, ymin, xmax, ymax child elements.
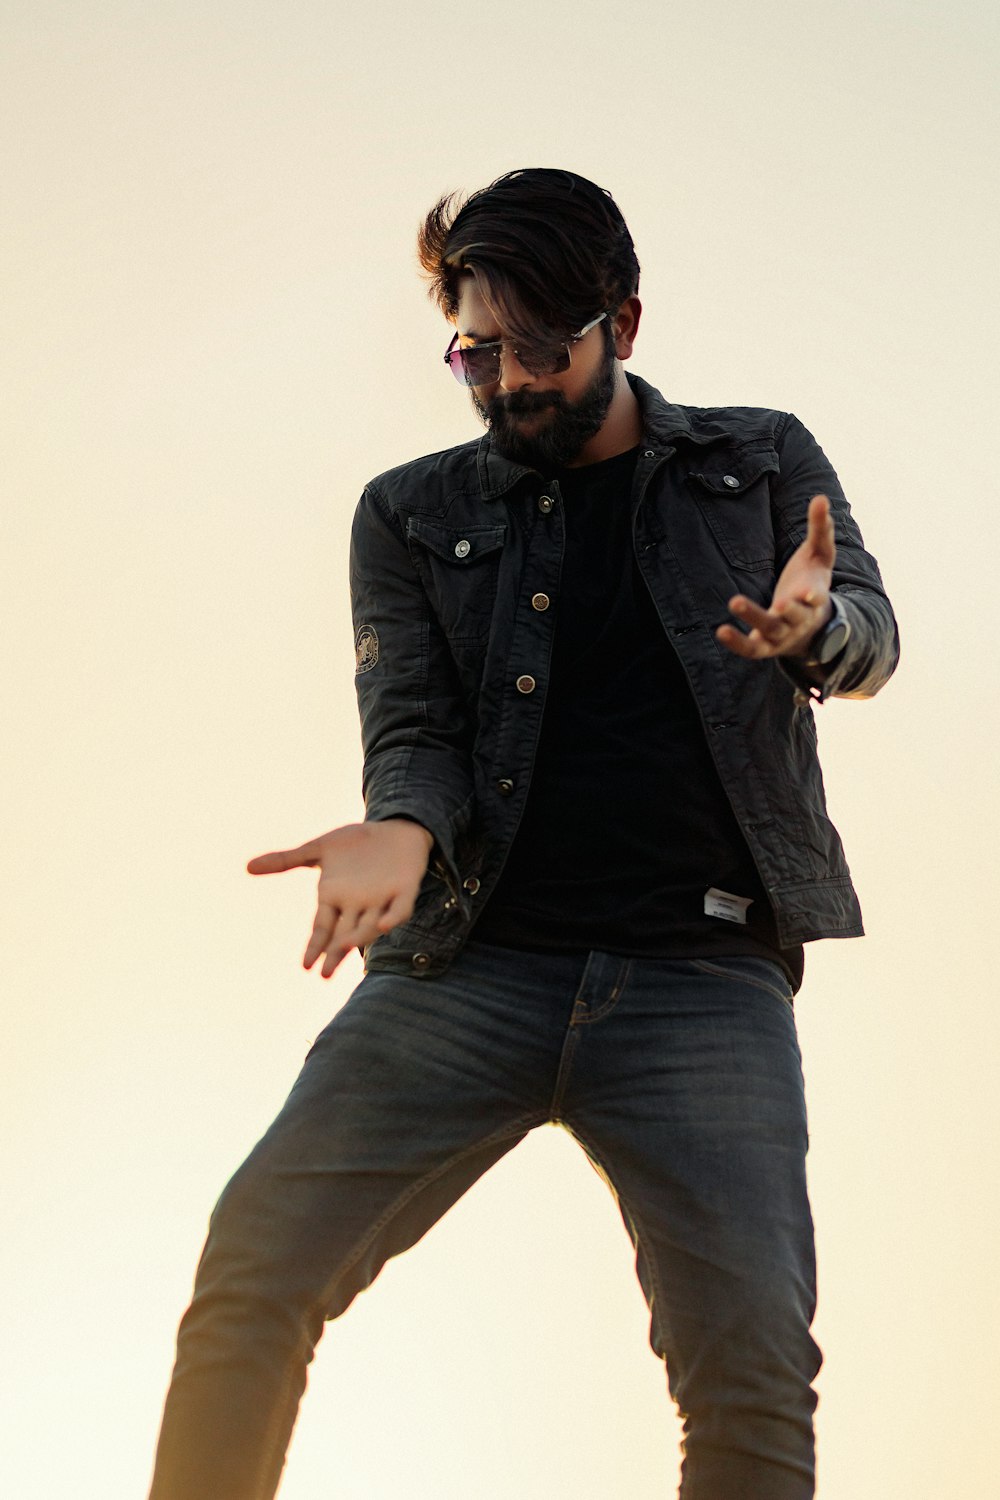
<box><xmin>471</xmin><ymin>346</ymin><xmax>618</xmax><ymax>469</ymax></box>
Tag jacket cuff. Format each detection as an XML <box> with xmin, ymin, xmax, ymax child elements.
<box><xmin>778</xmin><ymin>593</ymin><xmax>869</xmax><ymax>705</ymax></box>
<box><xmin>778</xmin><ymin>655</ymin><xmax>840</xmax><ymax>705</ymax></box>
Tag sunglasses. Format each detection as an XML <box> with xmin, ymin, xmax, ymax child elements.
<box><xmin>443</xmin><ymin>313</ymin><xmax>607</xmax><ymax>387</ymax></box>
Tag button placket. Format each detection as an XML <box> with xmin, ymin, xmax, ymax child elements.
<box><xmin>488</xmin><ymin>483</ymin><xmax>560</xmax><ymax>820</ymax></box>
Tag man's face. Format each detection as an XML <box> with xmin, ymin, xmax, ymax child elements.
<box><xmin>453</xmin><ymin>276</ymin><xmax>618</xmax><ymax>469</ymax></box>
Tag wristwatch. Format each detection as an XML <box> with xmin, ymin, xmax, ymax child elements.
<box><xmin>803</xmin><ymin>594</ymin><xmax>851</xmax><ymax>668</ymax></box>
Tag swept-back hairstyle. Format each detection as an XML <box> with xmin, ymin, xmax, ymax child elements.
<box><xmin>417</xmin><ymin>168</ymin><xmax>640</xmax><ymax>345</ymax></box>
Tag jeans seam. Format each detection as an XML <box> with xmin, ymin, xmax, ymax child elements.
<box><xmin>548</xmin><ymin>1026</ymin><xmax>580</xmax><ymax>1122</ymax></box>
<box><xmin>575</xmin><ymin>956</ymin><xmax>633</xmax><ymax>1024</ymax></box>
<box><xmin>563</xmin><ymin>1121</ymin><xmax>669</xmax><ymax>1363</ymax></box>
<box><xmin>309</xmin><ymin>1110</ymin><xmax>543</xmax><ymax>1323</ymax></box>
<box><xmin>254</xmin><ymin>1352</ymin><xmax>308</xmax><ymax>1500</ymax></box>
<box><xmin>688</xmin><ymin>957</ymin><xmax>793</xmax><ymax>1007</ymax></box>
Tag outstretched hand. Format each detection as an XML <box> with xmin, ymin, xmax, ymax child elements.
<box><xmin>716</xmin><ymin>493</ymin><xmax>836</xmax><ymax>661</ymax></box>
<box><xmin>247</xmin><ymin>818</ymin><xmax>434</xmax><ymax>978</ymax></box>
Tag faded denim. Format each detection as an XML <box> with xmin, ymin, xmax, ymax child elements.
<box><xmin>149</xmin><ymin>942</ymin><xmax>821</xmax><ymax>1500</ymax></box>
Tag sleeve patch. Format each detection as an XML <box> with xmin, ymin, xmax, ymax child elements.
<box><xmin>355</xmin><ymin>624</ymin><xmax>379</xmax><ymax>674</ymax></box>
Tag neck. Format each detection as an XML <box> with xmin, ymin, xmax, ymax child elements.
<box><xmin>564</xmin><ymin>364</ymin><xmax>642</xmax><ymax>467</ymax></box>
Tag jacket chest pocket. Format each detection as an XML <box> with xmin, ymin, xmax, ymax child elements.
<box><xmin>406</xmin><ymin>517</ymin><xmax>507</xmax><ymax>642</ymax></box>
<box><xmin>688</xmin><ymin>451</ymin><xmax>779</xmax><ymax>572</ymax></box>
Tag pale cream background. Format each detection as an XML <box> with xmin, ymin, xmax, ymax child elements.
<box><xmin>3</xmin><ymin>1</ymin><xmax>998</xmax><ymax>1496</ymax></box>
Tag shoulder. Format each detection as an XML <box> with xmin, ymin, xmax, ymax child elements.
<box><xmin>629</xmin><ymin>373</ymin><xmax>791</xmax><ymax>444</ymax></box>
<box><xmin>364</xmin><ymin>436</ymin><xmax>483</xmax><ymax>513</ymax></box>
<box><xmin>677</xmin><ymin>404</ymin><xmax>791</xmax><ymax>441</ymax></box>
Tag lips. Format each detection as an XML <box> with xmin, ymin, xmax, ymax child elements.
<box><xmin>493</xmin><ymin>396</ymin><xmax>562</xmax><ymax>420</ymax></box>
<box><xmin>507</xmin><ymin>407</ymin><xmax>554</xmax><ymax>424</ymax></box>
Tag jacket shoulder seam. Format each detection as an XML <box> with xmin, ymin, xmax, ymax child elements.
<box><xmin>364</xmin><ymin>478</ymin><xmax>397</xmax><ymax>530</ymax></box>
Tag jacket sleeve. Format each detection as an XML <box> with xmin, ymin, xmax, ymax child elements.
<box><xmin>771</xmin><ymin>412</ymin><xmax>900</xmax><ymax>703</ymax></box>
<box><xmin>348</xmin><ymin>482</ymin><xmax>476</xmax><ymax>896</ymax></box>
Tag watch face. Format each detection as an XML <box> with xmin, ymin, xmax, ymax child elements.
<box><xmin>816</xmin><ymin>619</ymin><xmax>850</xmax><ymax>664</ymax></box>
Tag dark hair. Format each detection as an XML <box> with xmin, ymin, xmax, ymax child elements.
<box><xmin>417</xmin><ymin>168</ymin><xmax>640</xmax><ymax>343</ymax></box>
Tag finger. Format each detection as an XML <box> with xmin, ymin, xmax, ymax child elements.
<box><xmin>720</xmin><ymin>608</ymin><xmax>809</xmax><ymax>659</ymax></box>
<box><xmin>317</xmin><ymin>898</ymin><xmax>413</xmax><ymax>977</ymax></box>
<box><xmin>248</xmin><ymin>840</ymin><xmax>322</xmax><ymax>876</ymax></box>
<box><xmin>771</xmin><ymin>598</ymin><xmax>813</xmax><ymax>633</ymax></box>
<box><xmin>303</xmin><ymin>901</ymin><xmax>337</xmax><ymax>969</ymax></box>
<box><xmin>321</xmin><ymin>943</ymin><xmax>354</xmax><ymax>979</ymax></box>
<box><xmin>776</xmin><ymin>587</ymin><xmax>832</xmax><ymax>636</ymax></box>
<box><xmin>716</xmin><ymin>622</ymin><xmax>769</xmax><ymax>659</ymax></box>
<box><xmin>320</xmin><ymin>906</ymin><xmax>374</xmax><ymax>978</ymax></box>
<box><xmin>320</xmin><ymin>921</ymin><xmax>371</xmax><ymax>977</ymax></box>
<box><xmin>375</xmin><ymin>890</ymin><xmax>415</xmax><ymax>933</ymax></box>
<box><xmin>806</xmin><ymin>494</ymin><xmax>836</xmax><ymax>566</ymax></box>
<box><xmin>726</xmin><ymin>595</ymin><xmax>770</xmax><ymax>631</ymax></box>
<box><xmin>331</xmin><ymin>905</ymin><xmax>363</xmax><ymax>943</ymax></box>
<box><xmin>727</xmin><ymin>596</ymin><xmax>790</xmax><ymax>642</ymax></box>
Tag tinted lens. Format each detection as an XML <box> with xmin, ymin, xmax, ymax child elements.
<box><xmin>518</xmin><ymin>344</ymin><xmax>571</xmax><ymax>377</ymax></box>
<box><xmin>446</xmin><ymin>344</ymin><xmax>501</xmax><ymax>387</ymax></box>
<box><xmin>444</xmin><ymin>338</ymin><xmax>572</xmax><ymax>386</ymax></box>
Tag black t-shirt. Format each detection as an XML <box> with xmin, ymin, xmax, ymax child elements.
<box><xmin>474</xmin><ymin>445</ymin><xmax>805</xmax><ymax>991</ymax></box>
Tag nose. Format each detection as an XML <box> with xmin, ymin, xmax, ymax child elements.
<box><xmin>497</xmin><ymin>344</ymin><xmax>536</xmax><ymax>394</ymax></box>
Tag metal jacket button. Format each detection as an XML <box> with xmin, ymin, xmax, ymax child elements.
<box><xmin>463</xmin><ymin>875</ymin><xmax>481</xmax><ymax>894</ymax></box>
<box><xmin>454</xmin><ymin>538</ymin><xmax>471</xmax><ymax>558</ymax></box>
<box><xmin>496</xmin><ymin>778</ymin><xmax>514</xmax><ymax>795</ymax></box>
<box><xmin>412</xmin><ymin>952</ymin><xmax>431</xmax><ymax>970</ymax></box>
<box><xmin>538</xmin><ymin>494</ymin><xmax>554</xmax><ymax>513</ymax></box>
<box><xmin>723</xmin><ymin>474</ymin><xmax>740</xmax><ymax>488</ymax></box>
<box><xmin>516</xmin><ymin>675</ymin><xmax>536</xmax><ymax>694</ymax></box>
<box><xmin>531</xmin><ymin>593</ymin><xmax>550</xmax><ymax>611</ymax></box>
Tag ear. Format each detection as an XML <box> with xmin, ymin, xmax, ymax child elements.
<box><xmin>611</xmin><ymin>296</ymin><xmax>642</xmax><ymax>361</ymax></box>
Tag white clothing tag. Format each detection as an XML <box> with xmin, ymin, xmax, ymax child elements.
<box><xmin>704</xmin><ymin>887</ymin><xmax>753</xmax><ymax>925</ymax></box>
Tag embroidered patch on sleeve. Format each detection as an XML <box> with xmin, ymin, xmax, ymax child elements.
<box><xmin>355</xmin><ymin>624</ymin><xmax>379</xmax><ymax>674</ymax></box>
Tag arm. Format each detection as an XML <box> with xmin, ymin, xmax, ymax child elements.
<box><xmin>246</xmin><ymin>483</ymin><xmax>477</xmax><ymax>978</ymax></box>
<box><xmin>349</xmin><ymin>481</ymin><xmax>477</xmax><ymax>883</ymax></box>
<box><xmin>715</xmin><ymin>414</ymin><xmax>899</xmax><ymax>702</ymax></box>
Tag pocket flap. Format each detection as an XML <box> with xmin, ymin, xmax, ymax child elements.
<box><xmin>406</xmin><ymin>517</ymin><xmax>507</xmax><ymax>564</ymax></box>
<box><xmin>689</xmin><ymin>454</ymin><xmax>779</xmax><ymax>497</ymax></box>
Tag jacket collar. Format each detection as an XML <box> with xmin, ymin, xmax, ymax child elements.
<box><xmin>627</xmin><ymin>373</ymin><xmax>731</xmax><ymax>449</ymax></box>
<box><xmin>475</xmin><ymin>371</ymin><xmax>726</xmax><ymax>501</ymax></box>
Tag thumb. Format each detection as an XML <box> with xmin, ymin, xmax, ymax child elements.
<box><xmin>807</xmin><ymin>493</ymin><xmax>836</xmax><ymax>567</ymax></box>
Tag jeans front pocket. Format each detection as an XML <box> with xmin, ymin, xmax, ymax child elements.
<box><xmin>689</xmin><ymin>956</ymin><xmax>794</xmax><ymax>1007</ymax></box>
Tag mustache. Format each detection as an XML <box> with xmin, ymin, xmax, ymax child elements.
<box><xmin>487</xmin><ymin>390</ymin><xmax>566</xmax><ymax>418</ymax></box>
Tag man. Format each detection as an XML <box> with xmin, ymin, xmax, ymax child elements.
<box><xmin>149</xmin><ymin>168</ymin><xmax>898</xmax><ymax>1499</ymax></box>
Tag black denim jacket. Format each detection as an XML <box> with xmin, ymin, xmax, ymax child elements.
<box><xmin>349</xmin><ymin>374</ymin><xmax>899</xmax><ymax>976</ymax></box>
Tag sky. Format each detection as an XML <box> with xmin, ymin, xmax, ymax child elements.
<box><xmin>2</xmin><ymin>1</ymin><xmax>999</xmax><ymax>1496</ymax></box>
